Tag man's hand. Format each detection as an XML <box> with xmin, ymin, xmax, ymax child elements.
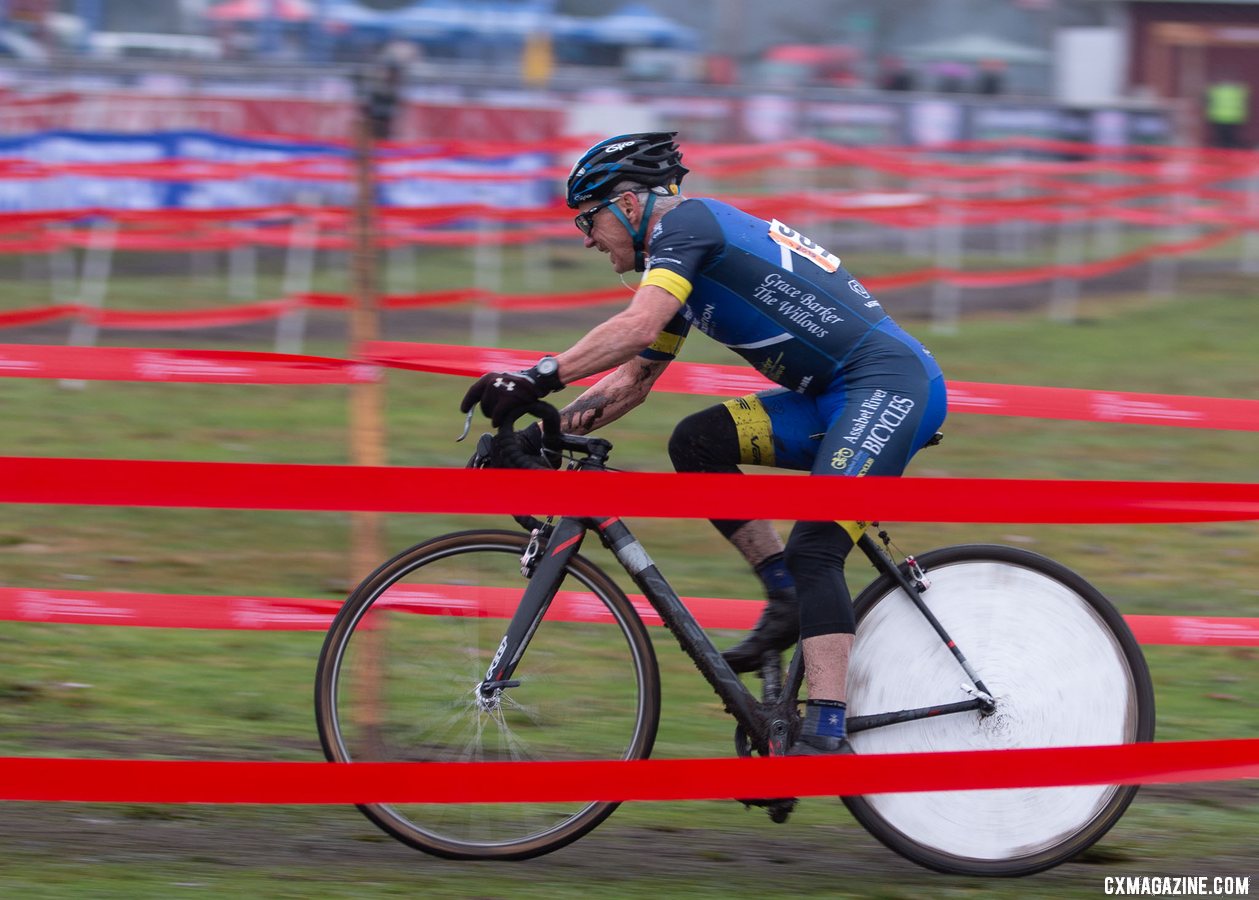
<box><xmin>459</xmin><ymin>358</ymin><xmax>563</xmax><ymax>427</ymax></box>
<box><xmin>515</xmin><ymin>422</ymin><xmax>561</xmax><ymax>469</ymax></box>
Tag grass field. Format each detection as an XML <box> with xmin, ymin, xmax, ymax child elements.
<box><xmin>0</xmin><ymin>252</ymin><xmax>1256</xmax><ymax>897</ymax></box>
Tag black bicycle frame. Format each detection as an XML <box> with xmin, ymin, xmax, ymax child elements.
<box><xmin>483</xmin><ymin>454</ymin><xmax>994</xmax><ymax>753</ymax></box>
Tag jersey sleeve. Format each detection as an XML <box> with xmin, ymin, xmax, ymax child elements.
<box><xmin>638</xmin><ymin>308</ymin><xmax>691</xmax><ymax>362</ymax></box>
<box><xmin>640</xmin><ymin>199</ymin><xmax>723</xmax><ymax>304</ymax></box>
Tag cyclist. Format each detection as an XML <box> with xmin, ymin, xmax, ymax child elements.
<box><xmin>461</xmin><ymin>132</ymin><xmax>947</xmax><ymax>754</ymax></box>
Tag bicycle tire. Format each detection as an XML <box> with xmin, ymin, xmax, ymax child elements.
<box><xmin>315</xmin><ymin>529</ymin><xmax>661</xmax><ymax>860</ymax></box>
<box><xmin>841</xmin><ymin>544</ymin><xmax>1155</xmax><ymax>876</ymax></box>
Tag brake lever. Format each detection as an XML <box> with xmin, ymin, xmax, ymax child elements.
<box><xmin>456</xmin><ymin>408</ymin><xmax>475</xmax><ymax>442</ymax></box>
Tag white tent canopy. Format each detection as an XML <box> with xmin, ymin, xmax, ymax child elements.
<box><xmin>903</xmin><ymin>33</ymin><xmax>1052</xmax><ymax>65</ymax></box>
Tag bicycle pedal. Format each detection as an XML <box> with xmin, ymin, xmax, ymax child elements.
<box><xmin>737</xmin><ymin>796</ymin><xmax>797</xmax><ymax>824</ymax></box>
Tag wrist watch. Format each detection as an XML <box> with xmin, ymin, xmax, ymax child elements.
<box><xmin>530</xmin><ymin>356</ymin><xmax>563</xmax><ymax>393</ymax></box>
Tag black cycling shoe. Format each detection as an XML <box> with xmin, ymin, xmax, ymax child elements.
<box><xmin>788</xmin><ymin>733</ymin><xmax>853</xmax><ymax>755</ymax></box>
<box><xmin>722</xmin><ymin>588</ymin><xmax>799</xmax><ymax>673</ymax></box>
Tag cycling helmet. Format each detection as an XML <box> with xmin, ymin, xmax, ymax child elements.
<box><xmin>565</xmin><ymin>132</ymin><xmax>689</xmax><ymax>209</ymax></box>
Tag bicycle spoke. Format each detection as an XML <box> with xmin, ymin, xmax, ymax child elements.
<box><xmin>315</xmin><ymin>530</ymin><xmax>659</xmax><ymax>859</ymax></box>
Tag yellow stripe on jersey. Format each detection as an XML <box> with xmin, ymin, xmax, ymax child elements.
<box><xmin>642</xmin><ymin>267</ymin><xmax>693</xmax><ymax>303</ymax></box>
<box><xmin>722</xmin><ymin>394</ymin><xmax>775</xmax><ymax>468</ymax></box>
<box><xmin>647</xmin><ymin>329</ymin><xmax>687</xmax><ymax>358</ymax></box>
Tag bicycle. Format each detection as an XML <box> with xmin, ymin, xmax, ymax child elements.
<box><xmin>314</xmin><ymin>402</ymin><xmax>1155</xmax><ymax>876</ymax></box>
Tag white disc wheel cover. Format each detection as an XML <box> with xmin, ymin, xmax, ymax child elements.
<box><xmin>847</xmin><ymin>559</ymin><xmax>1139</xmax><ymax>861</ymax></box>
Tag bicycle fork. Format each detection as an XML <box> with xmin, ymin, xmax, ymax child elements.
<box><xmin>475</xmin><ymin>517</ymin><xmax>589</xmax><ymax>709</ymax></box>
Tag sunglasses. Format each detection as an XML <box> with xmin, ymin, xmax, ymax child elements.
<box><xmin>573</xmin><ymin>196</ymin><xmax>619</xmax><ymax>237</ymax></box>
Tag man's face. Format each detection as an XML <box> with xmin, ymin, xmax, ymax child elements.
<box><xmin>577</xmin><ymin>193</ymin><xmax>638</xmax><ymax>274</ymax></box>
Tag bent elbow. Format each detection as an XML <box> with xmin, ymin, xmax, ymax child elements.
<box><xmin>630</xmin><ymin>322</ymin><xmax>662</xmax><ymax>353</ymax></box>
<box><xmin>614</xmin><ymin>313</ymin><xmax>662</xmax><ymax>355</ymax></box>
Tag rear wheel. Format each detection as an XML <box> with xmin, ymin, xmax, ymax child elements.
<box><xmin>842</xmin><ymin>544</ymin><xmax>1155</xmax><ymax>876</ymax></box>
<box><xmin>315</xmin><ymin>529</ymin><xmax>661</xmax><ymax>860</ymax></box>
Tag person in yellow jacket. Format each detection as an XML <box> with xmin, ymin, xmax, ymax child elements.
<box><xmin>1206</xmin><ymin>80</ymin><xmax>1250</xmax><ymax>149</ymax></box>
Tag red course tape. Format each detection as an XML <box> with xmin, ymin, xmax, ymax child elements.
<box><xmin>2</xmin><ymin>584</ymin><xmax>1259</xmax><ymax>649</ymax></box>
<box><xmin>0</xmin><ymin>345</ymin><xmax>379</xmax><ymax>384</ymax></box>
<box><xmin>3</xmin><ymin>586</ymin><xmax>1257</xmax><ymax>645</ymax></box>
<box><xmin>3</xmin><ymin>458</ymin><xmax>1259</xmax><ymax>524</ymax></box>
<box><xmin>4</xmin><ymin>339</ymin><xmax>1257</xmax><ymax>432</ymax></box>
<box><xmin>361</xmin><ymin>342</ymin><xmax>1259</xmax><ymax>432</ymax></box>
<box><xmin>2</xmin><ymin>739</ymin><xmax>1257</xmax><ymax>803</ymax></box>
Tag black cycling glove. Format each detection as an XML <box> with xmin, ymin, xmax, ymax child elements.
<box><xmin>459</xmin><ymin>357</ymin><xmax>563</xmax><ymax>427</ymax></box>
<box><xmin>516</xmin><ymin>422</ymin><xmax>561</xmax><ymax>469</ymax></box>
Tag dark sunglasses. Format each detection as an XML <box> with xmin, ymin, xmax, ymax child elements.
<box><xmin>574</xmin><ymin>196</ymin><xmax>619</xmax><ymax>237</ymax></box>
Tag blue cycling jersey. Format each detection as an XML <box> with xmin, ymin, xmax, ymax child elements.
<box><xmin>639</xmin><ymin>197</ymin><xmax>942</xmax><ymax>393</ymax></box>
<box><xmin>637</xmin><ymin>196</ymin><xmax>948</xmax><ymax>639</ymax></box>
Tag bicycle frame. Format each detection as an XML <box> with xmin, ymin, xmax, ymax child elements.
<box><xmin>480</xmin><ymin>442</ymin><xmax>997</xmax><ymax>757</ymax></box>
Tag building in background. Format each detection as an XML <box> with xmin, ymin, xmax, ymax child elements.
<box><xmin>0</xmin><ymin>0</ymin><xmax>1212</xmax><ymax>147</ymax></box>
<box><xmin>1095</xmin><ymin>0</ymin><xmax>1259</xmax><ymax>147</ymax></box>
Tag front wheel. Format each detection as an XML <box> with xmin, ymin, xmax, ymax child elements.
<box><xmin>315</xmin><ymin>529</ymin><xmax>661</xmax><ymax>860</ymax></box>
<box><xmin>842</xmin><ymin>544</ymin><xmax>1155</xmax><ymax>876</ymax></box>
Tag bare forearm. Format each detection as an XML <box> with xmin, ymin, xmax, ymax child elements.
<box><xmin>550</xmin><ymin>285</ymin><xmax>679</xmax><ymax>434</ymax></box>
<box><xmin>560</xmin><ymin>360</ymin><xmax>662</xmax><ymax>434</ymax></box>
<box><xmin>552</xmin><ymin>284</ymin><xmax>681</xmax><ymax>386</ymax></box>
<box><xmin>554</xmin><ymin>313</ymin><xmax>656</xmax><ymax>385</ymax></box>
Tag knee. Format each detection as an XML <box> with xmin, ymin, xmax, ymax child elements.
<box><xmin>668</xmin><ymin>406</ymin><xmax>737</xmax><ymax>473</ymax></box>
<box><xmin>785</xmin><ymin>521</ymin><xmax>852</xmax><ymax>572</ymax></box>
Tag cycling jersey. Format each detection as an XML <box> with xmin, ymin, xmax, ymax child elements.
<box><xmin>641</xmin><ymin>197</ymin><xmax>947</xmax><ymax>492</ymax></box>
<box><xmin>642</xmin><ymin>196</ymin><xmax>947</xmax><ymax>642</ymax></box>
<box><xmin>639</xmin><ymin>197</ymin><xmax>942</xmax><ymax>395</ymax></box>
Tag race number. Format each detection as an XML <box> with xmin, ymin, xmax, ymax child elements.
<box><xmin>768</xmin><ymin>219</ymin><xmax>841</xmax><ymax>273</ymax></box>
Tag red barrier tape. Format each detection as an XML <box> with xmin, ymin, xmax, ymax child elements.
<box><xmin>0</xmin><ymin>587</ymin><xmax>339</xmax><ymax>630</ymax></box>
<box><xmin>2</xmin><ymin>739</ymin><xmax>1257</xmax><ymax>803</ymax></box>
<box><xmin>3</xmin><ymin>586</ymin><xmax>1256</xmax><ymax>646</ymax></box>
<box><xmin>0</xmin><ymin>299</ymin><xmax>307</xmax><ymax>330</ymax></box>
<box><xmin>7</xmin><ymin>339</ymin><xmax>1255</xmax><ymax>432</ymax></box>
<box><xmin>0</xmin><ymin>199</ymin><xmax>1247</xmax><ymax>260</ymax></box>
<box><xmin>3</xmin><ymin>458</ymin><xmax>1259</xmax><ymax>523</ymax></box>
<box><xmin>91</xmin><ymin>301</ymin><xmax>304</xmax><ymax>331</ymax></box>
<box><xmin>0</xmin><ymin>345</ymin><xmax>378</xmax><ymax>384</ymax></box>
<box><xmin>4</xmin><ymin>338</ymin><xmax>1256</xmax><ymax>432</ymax></box>
<box><xmin>0</xmin><ymin>304</ymin><xmax>83</xmax><ymax>328</ymax></box>
<box><xmin>361</xmin><ymin>342</ymin><xmax>1259</xmax><ymax>432</ymax></box>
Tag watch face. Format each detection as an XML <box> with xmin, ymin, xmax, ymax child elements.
<box><xmin>537</xmin><ymin>357</ymin><xmax>558</xmax><ymax>375</ymax></box>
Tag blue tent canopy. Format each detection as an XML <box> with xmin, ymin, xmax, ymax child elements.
<box><xmin>302</xmin><ymin>0</ymin><xmax>700</xmax><ymax>56</ymax></box>
<box><xmin>560</xmin><ymin>3</ymin><xmax>699</xmax><ymax>49</ymax></box>
<box><xmin>369</xmin><ymin>0</ymin><xmax>698</xmax><ymax>50</ymax></box>
<box><xmin>387</xmin><ymin>0</ymin><xmax>555</xmax><ymax>41</ymax></box>
<box><xmin>311</xmin><ymin>0</ymin><xmax>395</xmax><ymax>30</ymax></box>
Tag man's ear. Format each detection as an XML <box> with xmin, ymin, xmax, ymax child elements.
<box><xmin>620</xmin><ymin>191</ymin><xmax>639</xmax><ymax>223</ymax></box>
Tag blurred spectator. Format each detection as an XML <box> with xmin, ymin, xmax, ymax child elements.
<box><xmin>706</xmin><ymin>53</ymin><xmax>737</xmax><ymax>85</ymax></box>
<box><xmin>877</xmin><ymin>55</ymin><xmax>915</xmax><ymax>92</ymax></box>
<box><xmin>758</xmin><ymin>44</ymin><xmax>863</xmax><ymax>88</ymax></box>
<box><xmin>1205</xmin><ymin>79</ymin><xmax>1250</xmax><ymax>149</ymax></box>
<box><xmin>976</xmin><ymin>59</ymin><xmax>1005</xmax><ymax>95</ymax></box>
<box><xmin>933</xmin><ymin>61</ymin><xmax>970</xmax><ymax>93</ymax></box>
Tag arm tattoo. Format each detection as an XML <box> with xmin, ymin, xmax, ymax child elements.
<box><xmin>559</xmin><ymin>360</ymin><xmax>662</xmax><ymax>434</ymax></box>
<box><xmin>561</xmin><ymin>393</ymin><xmax>610</xmax><ymax>434</ymax></box>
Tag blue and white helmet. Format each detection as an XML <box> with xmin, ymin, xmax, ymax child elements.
<box><xmin>565</xmin><ymin>132</ymin><xmax>688</xmax><ymax>209</ymax></box>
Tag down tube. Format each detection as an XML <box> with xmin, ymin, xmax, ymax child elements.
<box><xmin>593</xmin><ymin>516</ymin><xmax>761</xmax><ymax>725</ymax></box>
